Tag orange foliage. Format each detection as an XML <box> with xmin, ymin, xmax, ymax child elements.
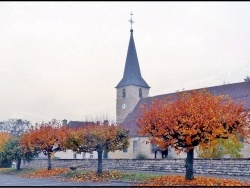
<box><xmin>0</xmin><ymin>132</ymin><xmax>11</xmax><ymax>152</ymax></box>
<box><xmin>139</xmin><ymin>175</ymin><xmax>250</xmax><ymax>186</ymax></box>
<box><xmin>64</xmin><ymin>124</ymin><xmax>129</xmax><ymax>153</ymax></box>
<box><xmin>21</xmin><ymin>168</ymin><xmax>70</xmax><ymax>178</ymax></box>
<box><xmin>137</xmin><ymin>89</ymin><xmax>250</xmax><ymax>152</ymax></box>
<box><xmin>19</xmin><ymin>120</ymin><xmax>69</xmax><ymax>156</ymax></box>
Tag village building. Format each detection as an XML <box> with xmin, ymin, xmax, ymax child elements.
<box><xmin>108</xmin><ymin>14</ymin><xmax>250</xmax><ymax>159</ymax></box>
<box><xmin>54</xmin><ymin>13</ymin><xmax>250</xmax><ymax>160</ymax></box>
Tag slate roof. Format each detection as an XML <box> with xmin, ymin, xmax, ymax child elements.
<box><xmin>116</xmin><ymin>29</ymin><xmax>150</xmax><ymax>89</ymax></box>
<box><xmin>67</xmin><ymin>121</ymin><xmax>95</xmax><ymax>128</ymax></box>
<box><xmin>121</xmin><ymin>81</ymin><xmax>250</xmax><ymax>137</ymax></box>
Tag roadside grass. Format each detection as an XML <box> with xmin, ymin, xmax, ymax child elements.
<box><xmin>120</xmin><ymin>172</ymin><xmax>160</xmax><ymax>182</ymax></box>
<box><xmin>1</xmin><ymin>167</ymin><xmax>250</xmax><ymax>186</ymax></box>
<box><xmin>0</xmin><ymin>168</ymin><xmax>36</xmax><ymax>175</ymax></box>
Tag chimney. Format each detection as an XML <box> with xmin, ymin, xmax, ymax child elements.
<box><xmin>62</xmin><ymin>119</ymin><xmax>67</xmax><ymax>126</ymax></box>
<box><xmin>103</xmin><ymin>120</ymin><xmax>109</xmax><ymax>125</ymax></box>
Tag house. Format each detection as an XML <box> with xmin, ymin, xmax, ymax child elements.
<box><xmin>53</xmin><ymin>120</ymin><xmax>99</xmax><ymax>159</ymax></box>
<box><xmin>108</xmin><ymin>14</ymin><xmax>250</xmax><ymax>159</ymax></box>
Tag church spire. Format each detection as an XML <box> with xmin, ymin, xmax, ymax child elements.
<box><xmin>116</xmin><ymin>12</ymin><xmax>150</xmax><ymax>89</ymax></box>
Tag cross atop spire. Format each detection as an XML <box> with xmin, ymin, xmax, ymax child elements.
<box><xmin>129</xmin><ymin>11</ymin><xmax>134</xmax><ymax>32</ymax></box>
<box><xmin>116</xmin><ymin>12</ymin><xmax>150</xmax><ymax>89</ymax></box>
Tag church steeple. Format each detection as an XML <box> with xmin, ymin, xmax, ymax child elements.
<box><xmin>116</xmin><ymin>12</ymin><xmax>150</xmax><ymax>89</ymax></box>
<box><xmin>116</xmin><ymin>12</ymin><xmax>150</xmax><ymax>124</ymax></box>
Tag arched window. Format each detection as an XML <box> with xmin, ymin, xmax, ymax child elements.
<box><xmin>139</xmin><ymin>88</ymin><xmax>142</xmax><ymax>98</ymax></box>
<box><xmin>122</xmin><ymin>88</ymin><xmax>126</xmax><ymax>98</ymax></box>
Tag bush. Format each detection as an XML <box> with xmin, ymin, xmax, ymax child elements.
<box><xmin>136</xmin><ymin>153</ymin><xmax>148</xmax><ymax>159</ymax></box>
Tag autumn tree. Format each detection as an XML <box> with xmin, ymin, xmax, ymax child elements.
<box><xmin>64</xmin><ymin>123</ymin><xmax>129</xmax><ymax>174</ymax></box>
<box><xmin>0</xmin><ymin>119</ymin><xmax>34</xmax><ymax>169</ymax></box>
<box><xmin>1</xmin><ymin>137</ymin><xmax>35</xmax><ymax>170</ymax></box>
<box><xmin>196</xmin><ymin>135</ymin><xmax>243</xmax><ymax>158</ymax></box>
<box><xmin>20</xmin><ymin>119</ymin><xmax>68</xmax><ymax>170</ymax></box>
<box><xmin>137</xmin><ymin>89</ymin><xmax>250</xmax><ymax>180</ymax></box>
<box><xmin>0</xmin><ymin>132</ymin><xmax>11</xmax><ymax>167</ymax></box>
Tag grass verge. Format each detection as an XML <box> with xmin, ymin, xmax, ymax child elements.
<box><xmin>1</xmin><ymin>167</ymin><xmax>250</xmax><ymax>186</ymax></box>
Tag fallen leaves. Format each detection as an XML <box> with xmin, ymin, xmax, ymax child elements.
<box><xmin>138</xmin><ymin>175</ymin><xmax>250</xmax><ymax>186</ymax></box>
<box><xmin>21</xmin><ymin>168</ymin><xmax>70</xmax><ymax>178</ymax></box>
<box><xmin>69</xmin><ymin>170</ymin><xmax>122</xmax><ymax>182</ymax></box>
<box><xmin>14</xmin><ymin>168</ymin><xmax>250</xmax><ymax>186</ymax></box>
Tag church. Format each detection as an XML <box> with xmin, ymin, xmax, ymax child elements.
<box><xmin>54</xmin><ymin>13</ymin><xmax>250</xmax><ymax>160</ymax></box>
<box><xmin>108</xmin><ymin>14</ymin><xmax>250</xmax><ymax>159</ymax></box>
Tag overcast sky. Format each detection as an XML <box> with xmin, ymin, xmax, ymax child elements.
<box><xmin>1</xmin><ymin>2</ymin><xmax>250</xmax><ymax>124</ymax></box>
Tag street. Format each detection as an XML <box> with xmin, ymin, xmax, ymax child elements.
<box><xmin>0</xmin><ymin>174</ymin><xmax>132</xmax><ymax>187</ymax></box>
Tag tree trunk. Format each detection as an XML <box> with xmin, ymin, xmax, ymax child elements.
<box><xmin>16</xmin><ymin>158</ymin><xmax>21</xmax><ymax>170</ymax></box>
<box><xmin>185</xmin><ymin>148</ymin><xmax>194</xmax><ymax>180</ymax></box>
<box><xmin>97</xmin><ymin>150</ymin><xmax>103</xmax><ymax>175</ymax></box>
<box><xmin>48</xmin><ymin>153</ymin><xmax>52</xmax><ymax>170</ymax></box>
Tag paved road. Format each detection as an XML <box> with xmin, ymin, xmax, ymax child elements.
<box><xmin>0</xmin><ymin>174</ymin><xmax>132</xmax><ymax>187</ymax></box>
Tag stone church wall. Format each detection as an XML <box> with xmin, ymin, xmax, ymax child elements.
<box><xmin>21</xmin><ymin>158</ymin><xmax>250</xmax><ymax>176</ymax></box>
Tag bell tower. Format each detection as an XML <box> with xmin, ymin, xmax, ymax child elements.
<box><xmin>115</xmin><ymin>12</ymin><xmax>150</xmax><ymax>124</ymax></box>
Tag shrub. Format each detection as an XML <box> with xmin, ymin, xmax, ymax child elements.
<box><xmin>136</xmin><ymin>153</ymin><xmax>148</xmax><ymax>159</ymax></box>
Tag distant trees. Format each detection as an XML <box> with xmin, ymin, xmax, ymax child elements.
<box><xmin>0</xmin><ymin>119</ymin><xmax>30</xmax><ymax>137</ymax></box>
<box><xmin>137</xmin><ymin>89</ymin><xmax>250</xmax><ymax>180</ymax></box>
<box><xmin>0</xmin><ymin>119</ymin><xmax>35</xmax><ymax>169</ymax></box>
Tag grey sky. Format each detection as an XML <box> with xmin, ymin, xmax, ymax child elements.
<box><xmin>0</xmin><ymin>2</ymin><xmax>250</xmax><ymax>124</ymax></box>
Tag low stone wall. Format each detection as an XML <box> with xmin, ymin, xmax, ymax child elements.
<box><xmin>21</xmin><ymin>158</ymin><xmax>250</xmax><ymax>176</ymax></box>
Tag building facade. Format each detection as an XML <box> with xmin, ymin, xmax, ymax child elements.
<box><xmin>109</xmin><ymin>14</ymin><xmax>250</xmax><ymax>159</ymax></box>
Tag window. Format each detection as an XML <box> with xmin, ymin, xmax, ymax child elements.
<box><xmin>122</xmin><ymin>88</ymin><xmax>126</xmax><ymax>98</ymax></box>
<box><xmin>82</xmin><ymin>152</ymin><xmax>86</xmax><ymax>159</ymax></box>
<box><xmin>139</xmin><ymin>88</ymin><xmax>142</xmax><ymax>98</ymax></box>
<box><xmin>90</xmin><ymin>155</ymin><xmax>93</xmax><ymax>159</ymax></box>
<box><xmin>123</xmin><ymin>148</ymin><xmax>128</xmax><ymax>153</ymax></box>
<box><xmin>73</xmin><ymin>153</ymin><xmax>77</xmax><ymax>159</ymax></box>
<box><xmin>133</xmin><ymin>141</ymin><xmax>138</xmax><ymax>152</ymax></box>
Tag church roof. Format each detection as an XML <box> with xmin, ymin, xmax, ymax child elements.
<box><xmin>116</xmin><ymin>29</ymin><xmax>150</xmax><ymax>88</ymax></box>
<box><xmin>121</xmin><ymin>81</ymin><xmax>250</xmax><ymax>137</ymax></box>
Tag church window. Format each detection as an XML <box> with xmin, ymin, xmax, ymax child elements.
<box><xmin>122</xmin><ymin>88</ymin><xmax>126</xmax><ymax>98</ymax></box>
<box><xmin>139</xmin><ymin>88</ymin><xmax>142</xmax><ymax>98</ymax></box>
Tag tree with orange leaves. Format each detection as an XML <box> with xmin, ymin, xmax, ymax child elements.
<box><xmin>137</xmin><ymin>89</ymin><xmax>250</xmax><ymax>180</ymax></box>
<box><xmin>20</xmin><ymin>119</ymin><xmax>69</xmax><ymax>170</ymax></box>
<box><xmin>64</xmin><ymin>123</ymin><xmax>129</xmax><ymax>174</ymax></box>
<box><xmin>0</xmin><ymin>132</ymin><xmax>11</xmax><ymax>152</ymax></box>
<box><xmin>0</xmin><ymin>132</ymin><xmax>11</xmax><ymax>166</ymax></box>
